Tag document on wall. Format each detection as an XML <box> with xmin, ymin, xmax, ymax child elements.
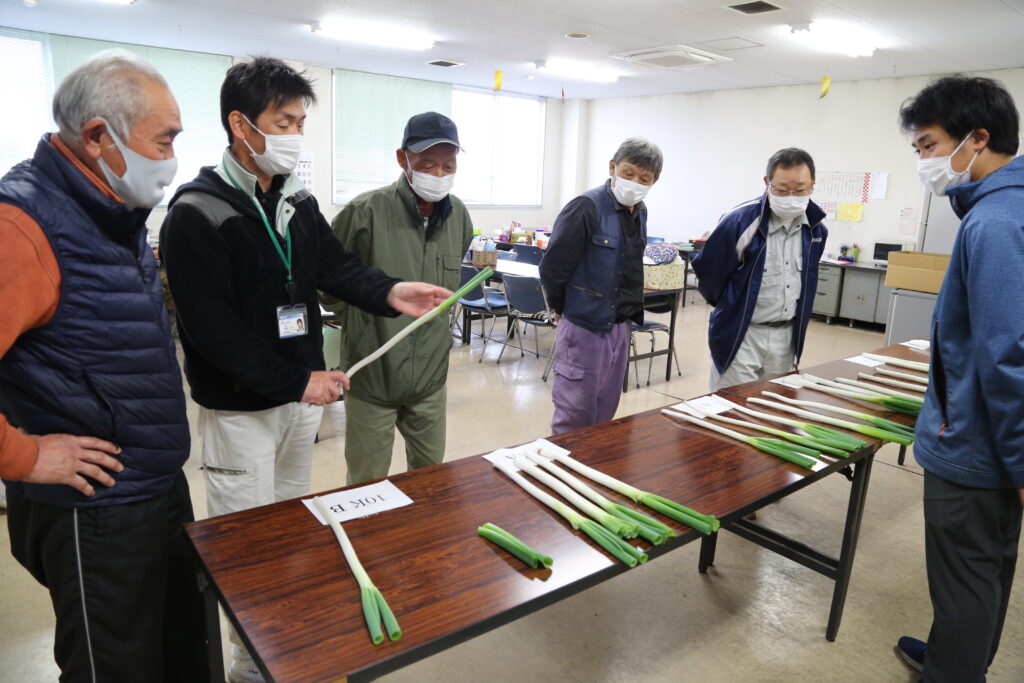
<box><xmin>837</xmin><ymin>203</ymin><xmax>864</xmax><ymax>222</ymax></box>
<box><xmin>295</xmin><ymin>151</ymin><xmax>315</xmax><ymax>194</ymax></box>
<box><xmin>898</xmin><ymin>207</ymin><xmax>918</xmax><ymax>235</ymax></box>
<box><xmin>816</xmin><ymin>171</ymin><xmax>870</xmax><ymax>203</ymax></box>
<box><xmin>303</xmin><ymin>480</ymin><xmax>413</xmax><ymax>525</ymax></box>
<box><xmin>869</xmin><ymin>172</ymin><xmax>888</xmax><ymax>199</ymax></box>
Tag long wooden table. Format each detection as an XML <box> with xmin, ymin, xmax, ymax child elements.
<box><xmin>185</xmin><ymin>344</ymin><xmax>927</xmax><ymax>682</ymax></box>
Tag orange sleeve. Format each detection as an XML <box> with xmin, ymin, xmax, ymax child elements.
<box><xmin>0</xmin><ymin>203</ymin><xmax>60</xmax><ymax>480</ymax></box>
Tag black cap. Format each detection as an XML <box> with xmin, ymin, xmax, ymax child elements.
<box><xmin>402</xmin><ymin>111</ymin><xmax>462</xmax><ymax>153</ymax></box>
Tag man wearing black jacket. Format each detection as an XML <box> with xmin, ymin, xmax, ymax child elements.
<box><xmin>159</xmin><ymin>57</ymin><xmax>448</xmax><ymax>683</ymax></box>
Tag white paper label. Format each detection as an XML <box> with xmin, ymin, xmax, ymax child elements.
<box><xmin>844</xmin><ymin>355</ymin><xmax>885</xmax><ymax>367</ymax></box>
<box><xmin>670</xmin><ymin>394</ymin><xmax>741</xmax><ymax>417</ymax></box>
<box><xmin>303</xmin><ymin>480</ymin><xmax>413</xmax><ymax>525</ymax></box>
<box><xmin>900</xmin><ymin>339</ymin><xmax>931</xmax><ymax>350</ymax></box>
<box><xmin>482</xmin><ymin>438</ymin><xmax>570</xmax><ymax>472</ymax></box>
<box><xmin>769</xmin><ymin>374</ymin><xmax>804</xmax><ymax>389</ymax></box>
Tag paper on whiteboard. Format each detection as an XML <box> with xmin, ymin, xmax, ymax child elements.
<box><xmin>304</xmin><ymin>480</ymin><xmax>413</xmax><ymax>525</ymax></box>
<box><xmin>844</xmin><ymin>355</ymin><xmax>885</xmax><ymax>367</ymax></box>
<box><xmin>670</xmin><ymin>394</ymin><xmax>741</xmax><ymax>417</ymax></box>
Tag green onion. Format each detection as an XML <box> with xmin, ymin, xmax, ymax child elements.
<box><xmin>762</xmin><ymin>391</ymin><xmax>915</xmax><ymax>442</ymax></box>
<box><xmin>862</xmin><ymin>352</ymin><xmax>930</xmax><ymax>373</ymax></box>
<box><xmin>536</xmin><ymin>449</ymin><xmax>719</xmax><ymax>535</ymax></box>
<box><xmin>856</xmin><ymin>372</ymin><xmax>926</xmax><ymax>393</ymax></box>
<box><xmin>749</xmin><ymin>396</ymin><xmax>914</xmax><ymax>446</ymax></box>
<box><xmin>312</xmin><ymin>497</ymin><xmax>401</xmax><ymax>644</ymax></box>
<box><xmin>512</xmin><ymin>456</ymin><xmax>639</xmax><ymax>539</ymax></box>
<box><xmin>522</xmin><ymin>452</ymin><xmax>673</xmax><ymax>545</ymax></box>
<box><xmin>731</xmin><ymin>404</ymin><xmax>867</xmax><ymax>450</ymax></box>
<box><xmin>661</xmin><ymin>409</ymin><xmax>819</xmax><ymax>470</ymax></box>
<box><xmin>492</xmin><ymin>461</ymin><xmax>647</xmax><ymax>566</ymax></box>
<box><xmin>794</xmin><ymin>374</ymin><xmax>922</xmax><ymax>416</ymax></box>
<box><xmin>477</xmin><ymin>523</ymin><xmax>553</xmax><ymax>569</ymax></box>
<box><xmin>875</xmin><ymin>367</ymin><xmax>929</xmax><ymax>385</ymax></box>
<box><xmin>824</xmin><ymin>375</ymin><xmax>925</xmax><ymax>402</ymax></box>
<box><xmin>347</xmin><ymin>267</ymin><xmax>493</xmax><ymax>378</ymax></box>
<box><xmin>678</xmin><ymin>399</ymin><xmax>850</xmax><ymax>457</ymax></box>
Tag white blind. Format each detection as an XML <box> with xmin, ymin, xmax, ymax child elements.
<box><xmin>48</xmin><ymin>35</ymin><xmax>231</xmax><ymax>203</ymax></box>
<box><xmin>333</xmin><ymin>69</ymin><xmax>452</xmax><ymax>204</ymax></box>
<box><xmin>0</xmin><ymin>28</ymin><xmax>53</xmax><ymax>177</ymax></box>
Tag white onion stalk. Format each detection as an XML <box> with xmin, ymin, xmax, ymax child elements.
<box><xmin>825</xmin><ymin>376</ymin><xmax>925</xmax><ymax>401</ymax></box>
<box><xmin>347</xmin><ymin>267</ymin><xmax>493</xmax><ymax>378</ymax></box>
<box><xmin>677</xmin><ymin>399</ymin><xmax>849</xmax><ymax>457</ymax></box>
<box><xmin>761</xmin><ymin>391</ymin><xmax>915</xmax><ymax>445</ymax></box>
<box><xmin>312</xmin><ymin>496</ymin><xmax>401</xmax><ymax>644</ymax></box>
<box><xmin>522</xmin><ymin>452</ymin><xmax>673</xmax><ymax>545</ymax></box>
<box><xmin>792</xmin><ymin>375</ymin><xmax>923</xmax><ymax>416</ymax></box>
<box><xmin>749</xmin><ymin>396</ymin><xmax>914</xmax><ymax>444</ymax></box>
<box><xmin>536</xmin><ymin>449</ymin><xmax>719</xmax><ymax>534</ymax></box>
<box><xmin>862</xmin><ymin>352</ymin><xmax>930</xmax><ymax>373</ymax></box>
<box><xmin>876</xmin><ymin>367</ymin><xmax>929</xmax><ymax>385</ymax></box>
<box><xmin>661</xmin><ymin>409</ymin><xmax>820</xmax><ymax>469</ymax></box>
<box><xmin>856</xmin><ymin>372</ymin><xmax>926</xmax><ymax>393</ymax></box>
<box><xmin>492</xmin><ymin>460</ymin><xmax>647</xmax><ymax>566</ymax></box>
<box><xmin>730</xmin><ymin>404</ymin><xmax>867</xmax><ymax>451</ymax></box>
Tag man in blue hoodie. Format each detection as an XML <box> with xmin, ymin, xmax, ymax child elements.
<box><xmin>691</xmin><ymin>148</ymin><xmax>827</xmax><ymax>391</ymax></box>
<box><xmin>894</xmin><ymin>75</ymin><xmax>1024</xmax><ymax>683</ymax></box>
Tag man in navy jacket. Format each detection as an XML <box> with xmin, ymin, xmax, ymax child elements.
<box><xmin>692</xmin><ymin>148</ymin><xmax>827</xmax><ymax>390</ymax></box>
<box><xmin>894</xmin><ymin>75</ymin><xmax>1024</xmax><ymax>683</ymax></box>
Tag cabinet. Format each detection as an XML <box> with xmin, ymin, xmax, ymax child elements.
<box><xmin>839</xmin><ymin>266</ymin><xmax>890</xmax><ymax>326</ymax></box>
<box><xmin>812</xmin><ymin>264</ymin><xmax>842</xmax><ymax>320</ymax></box>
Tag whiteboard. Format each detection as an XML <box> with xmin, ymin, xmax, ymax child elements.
<box><xmin>918</xmin><ymin>190</ymin><xmax>961</xmax><ymax>255</ymax></box>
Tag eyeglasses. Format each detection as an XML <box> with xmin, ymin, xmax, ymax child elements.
<box><xmin>767</xmin><ymin>184</ymin><xmax>814</xmax><ymax>197</ymax></box>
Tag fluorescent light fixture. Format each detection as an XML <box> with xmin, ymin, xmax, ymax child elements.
<box><xmin>97</xmin><ymin>0</ymin><xmax>138</xmax><ymax>4</ymax></box>
<box><xmin>784</xmin><ymin>20</ymin><xmax>884</xmax><ymax>58</ymax></box>
<box><xmin>534</xmin><ymin>59</ymin><xmax>620</xmax><ymax>83</ymax></box>
<box><xmin>22</xmin><ymin>0</ymin><xmax>39</xmax><ymax>6</ymax></box>
<box><xmin>315</xmin><ymin>17</ymin><xmax>436</xmax><ymax>50</ymax></box>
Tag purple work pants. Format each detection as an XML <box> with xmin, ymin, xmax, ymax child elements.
<box><xmin>550</xmin><ymin>318</ymin><xmax>631</xmax><ymax>435</ymax></box>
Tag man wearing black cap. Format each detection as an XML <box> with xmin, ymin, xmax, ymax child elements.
<box><xmin>323</xmin><ymin>112</ymin><xmax>473</xmax><ymax>484</ymax></box>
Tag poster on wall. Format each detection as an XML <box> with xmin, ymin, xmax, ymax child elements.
<box><xmin>295</xmin><ymin>152</ymin><xmax>315</xmax><ymax>194</ymax></box>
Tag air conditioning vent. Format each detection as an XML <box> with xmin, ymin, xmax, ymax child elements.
<box><xmin>726</xmin><ymin>1</ymin><xmax>783</xmax><ymax>14</ymax></box>
<box><xmin>427</xmin><ymin>59</ymin><xmax>465</xmax><ymax>68</ymax></box>
<box><xmin>611</xmin><ymin>45</ymin><xmax>731</xmax><ymax>70</ymax></box>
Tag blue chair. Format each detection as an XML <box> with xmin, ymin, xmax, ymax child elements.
<box><xmin>646</xmin><ymin>236</ymin><xmax>666</xmax><ymax>244</ymax></box>
<box><xmin>510</xmin><ymin>243</ymin><xmax>545</xmax><ymax>265</ymax></box>
<box><xmin>630</xmin><ymin>319</ymin><xmax>682</xmax><ymax>386</ymax></box>
<box><xmin>496</xmin><ymin>275</ymin><xmax>557</xmax><ymax>380</ymax></box>
<box><xmin>453</xmin><ymin>265</ymin><xmax>509</xmax><ymax>362</ymax></box>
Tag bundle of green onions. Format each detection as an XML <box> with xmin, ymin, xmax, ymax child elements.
<box><xmin>793</xmin><ymin>374</ymin><xmax>923</xmax><ymax>416</ymax></box>
<box><xmin>477</xmin><ymin>522</ymin><xmax>553</xmax><ymax>569</ymax></box>
<box><xmin>750</xmin><ymin>395</ymin><xmax>914</xmax><ymax>446</ymax></box>
<box><xmin>536</xmin><ymin>449</ymin><xmax>720</xmax><ymax>535</ymax></box>
<box><xmin>862</xmin><ymin>352</ymin><xmax>930</xmax><ymax>373</ymax></box>
<box><xmin>347</xmin><ymin>267</ymin><xmax>493</xmax><ymax>378</ymax></box>
<box><xmin>855</xmin><ymin>372</ymin><xmax>927</xmax><ymax>393</ymax></box>
<box><xmin>875</xmin><ymin>367</ymin><xmax>929</xmax><ymax>385</ymax></box>
<box><xmin>661</xmin><ymin>408</ymin><xmax>820</xmax><ymax>470</ymax></box>
<box><xmin>492</xmin><ymin>460</ymin><xmax>647</xmax><ymax>567</ymax></box>
<box><xmin>677</xmin><ymin>399</ymin><xmax>850</xmax><ymax>457</ymax></box>
<box><xmin>312</xmin><ymin>497</ymin><xmax>401</xmax><ymax>644</ymax></box>
<box><xmin>761</xmin><ymin>391</ymin><xmax>915</xmax><ymax>444</ymax></box>
<box><xmin>730</xmin><ymin>403</ymin><xmax>868</xmax><ymax>452</ymax></box>
<box><xmin>522</xmin><ymin>451</ymin><xmax>673</xmax><ymax>545</ymax></box>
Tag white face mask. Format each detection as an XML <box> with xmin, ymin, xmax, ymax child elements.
<box><xmin>768</xmin><ymin>193</ymin><xmax>810</xmax><ymax>222</ymax></box>
<box><xmin>917</xmin><ymin>132</ymin><xmax>978</xmax><ymax>196</ymax></box>
<box><xmin>611</xmin><ymin>175</ymin><xmax>650</xmax><ymax>207</ymax></box>
<box><xmin>242</xmin><ymin>115</ymin><xmax>304</xmax><ymax>176</ymax></box>
<box><xmin>96</xmin><ymin>118</ymin><xmax>178</xmax><ymax>209</ymax></box>
<box><xmin>407</xmin><ymin>168</ymin><xmax>454</xmax><ymax>203</ymax></box>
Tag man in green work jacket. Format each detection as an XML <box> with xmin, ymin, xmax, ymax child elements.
<box><xmin>324</xmin><ymin>112</ymin><xmax>473</xmax><ymax>484</ymax></box>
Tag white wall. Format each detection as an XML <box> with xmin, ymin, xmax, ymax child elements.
<box><xmin>581</xmin><ymin>67</ymin><xmax>1024</xmax><ymax>253</ymax></box>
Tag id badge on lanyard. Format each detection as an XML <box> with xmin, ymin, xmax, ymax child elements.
<box><xmin>277</xmin><ymin>304</ymin><xmax>308</xmax><ymax>338</ymax></box>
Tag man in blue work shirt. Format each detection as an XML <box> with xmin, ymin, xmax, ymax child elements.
<box><xmin>894</xmin><ymin>75</ymin><xmax>1024</xmax><ymax>683</ymax></box>
<box><xmin>692</xmin><ymin>148</ymin><xmax>827</xmax><ymax>391</ymax></box>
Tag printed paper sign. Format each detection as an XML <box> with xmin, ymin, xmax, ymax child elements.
<box><xmin>769</xmin><ymin>374</ymin><xmax>804</xmax><ymax>389</ymax></box>
<box><xmin>303</xmin><ymin>480</ymin><xmax>413</xmax><ymax>525</ymax></box>
<box><xmin>483</xmin><ymin>438</ymin><xmax>570</xmax><ymax>472</ymax></box>
<box><xmin>670</xmin><ymin>394</ymin><xmax>740</xmax><ymax>417</ymax></box>
<box><xmin>900</xmin><ymin>339</ymin><xmax>930</xmax><ymax>350</ymax></box>
<box><xmin>844</xmin><ymin>355</ymin><xmax>885</xmax><ymax>367</ymax></box>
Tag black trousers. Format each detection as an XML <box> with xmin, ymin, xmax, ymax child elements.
<box><xmin>923</xmin><ymin>470</ymin><xmax>1023</xmax><ymax>683</ymax></box>
<box><xmin>7</xmin><ymin>472</ymin><xmax>209</xmax><ymax>683</ymax></box>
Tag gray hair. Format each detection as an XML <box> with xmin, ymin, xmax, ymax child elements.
<box><xmin>612</xmin><ymin>137</ymin><xmax>664</xmax><ymax>180</ymax></box>
<box><xmin>53</xmin><ymin>49</ymin><xmax>167</xmax><ymax>143</ymax></box>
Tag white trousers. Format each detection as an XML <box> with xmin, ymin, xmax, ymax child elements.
<box><xmin>710</xmin><ymin>324</ymin><xmax>796</xmax><ymax>391</ymax></box>
<box><xmin>199</xmin><ymin>401</ymin><xmax>324</xmax><ymax>676</ymax></box>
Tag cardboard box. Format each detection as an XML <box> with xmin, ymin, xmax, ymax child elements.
<box><xmin>884</xmin><ymin>251</ymin><xmax>951</xmax><ymax>294</ymax></box>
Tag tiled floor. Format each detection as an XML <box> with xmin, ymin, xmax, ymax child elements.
<box><xmin>2</xmin><ymin>300</ymin><xmax>1021</xmax><ymax>682</ymax></box>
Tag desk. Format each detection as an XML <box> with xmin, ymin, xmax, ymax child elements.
<box><xmin>186</xmin><ymin>344</ymin><xmax>923</xmax><ymax>682</ymax></box>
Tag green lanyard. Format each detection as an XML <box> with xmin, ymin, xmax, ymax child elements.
<box><xmin>224</xmin><ymin>166</ymin><xmax>293</xmax><ymax>284</ymax></box>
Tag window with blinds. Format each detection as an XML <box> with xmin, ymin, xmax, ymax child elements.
<box><xmin>0</xmin><ymin>28</ymin><xmax>230</xmax><ymax>204</ymax></box>
<box><xmin>333</xmin><ymin>69</ymin><xmax>544</xmax><ymax>207</ymax></box>
<box><xmin>0</xmin><ymin>28</ymin><xmax>53</xmax><ymax>177</ymax></box>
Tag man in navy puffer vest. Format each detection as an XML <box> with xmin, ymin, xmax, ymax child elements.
<box><xmin>0</xmin><ymin>51</ymin><xmax>208</xmax><ymax>681</ymax></box>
